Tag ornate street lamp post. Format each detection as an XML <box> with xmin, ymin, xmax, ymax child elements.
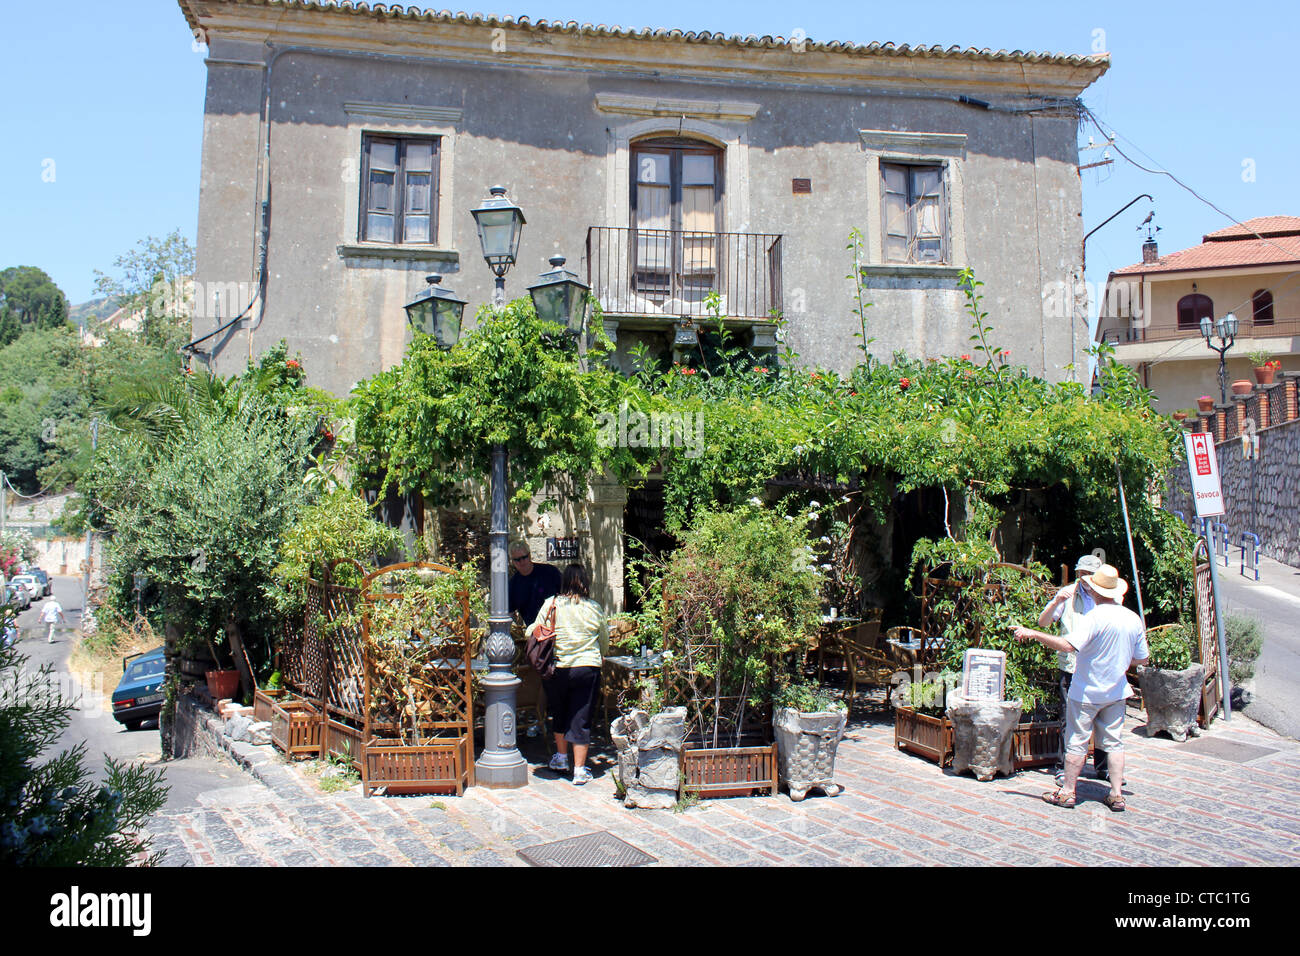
<box><xmin>402</xmin><ymin>188</ymin><xmax>588</xmax><ymax>790</ymax></box>
<box><xmin>1200</xmin><ymin>312</ymin><xmax>1239</xmax><ymax>406</ymax></box>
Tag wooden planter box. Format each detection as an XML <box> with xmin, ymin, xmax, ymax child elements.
<box><xmin>362</xmin><ymin>735</ymin><xmax>473</xmax><ymax>798</ymax></box>
<box><xmin>894</xmin><ymin>707</ymin><xmax>953</xmax><ymax>766</ymax></box>
<box><xmin>322</xmin><ymin>716</ymin><xmax>366</xmax><ymax>769</ymax></box>
<box><xmin>253</xmin><ymin>687</ymin><xmax>287</xmax><ymax>724</ymax></box>
<box><xmin>682</xmin><ymin>741</ymin><xmax>779</xmax><ymax>798</ymax></box>
<box><xmin>270</xmin><ymin>700</ymin><xmax>323</xmax><ymax>759</ymax></box>
<box><xmin>1011</xmin><ymin>720</ymin><xmax>1063</xmax><ymax>770</ymax></box>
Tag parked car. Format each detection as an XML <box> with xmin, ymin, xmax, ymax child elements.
<box><xmin>5</xmin><ymin>583</ymin><xmax>31</xmax><ymax>612</ymax></box>
<box><xmin>29</xmin><ymin>569</ymin><xmax>51</xmax><ymax>596</ymax></box>
<box><xmin>112</xmin><ymin>646</ymin><xmax>166</xmax><ymax>730</ymax></box>
<box><xmin>11</xmin><ymin>575</ymin><xmax>42</xmax><ymax>601</ymax></box>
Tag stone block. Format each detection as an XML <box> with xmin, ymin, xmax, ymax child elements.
<box><xmin>247</xmin><ymin>720</ymin><xmax>273</xmax><ymax>746</ymax></box>
<box><xmin>947</xmin><ymin>693</ymin><xmax>1021</xmax><ymax>781</ymax></box>
<box><xmin>224</xmin><ymin>715</ymin><xmax>252</xmax><ymax>742</ymax></box>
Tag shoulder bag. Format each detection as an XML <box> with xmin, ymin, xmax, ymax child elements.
<box><xmin>525</xmin><ymin>601</ymin><xmax>558</xmax><ymax>679</ymax></box>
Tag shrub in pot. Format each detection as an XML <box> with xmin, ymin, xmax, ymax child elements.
<box><xmin>1138</xmin><ymin>622</ymin><xmax>1203</xmax><ymax>741</ymax></box>
<box><xmin>773</xmin><ymin>681</ymin><xmax>847</xmax><ymax>801</ymax></box>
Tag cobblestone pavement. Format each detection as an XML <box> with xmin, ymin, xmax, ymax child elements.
<box><xmin>145</xmin><ymin>705</ymin><xmax>1300</xmax><ymax>867</ymax></box>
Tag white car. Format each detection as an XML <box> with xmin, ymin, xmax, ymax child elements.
<box><xmin>10</xmin><ymin>576</ymin><xmax>42</xmax><ymax>600</ymax></box>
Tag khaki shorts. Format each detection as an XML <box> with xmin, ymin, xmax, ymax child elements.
<box><xmin>1064</xmin><ymin>697</ymin><xmax>1126</xmax><ymax>756</ymax></box>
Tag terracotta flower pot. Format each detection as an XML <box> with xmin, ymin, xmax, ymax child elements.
<box><xmin>1231</xmin><ymin>380</ymin><xmax>1253</xmax><ymax>396</ymax></box>
<box><xmin>1196</xmin><ymin>397</ymin><xmax>1214</xmax><ymax>413</ymax></box>
<box><xmin>1254</xmin><ymin>366</ymin><xmax>1276</xmax><ymax>386</ymax></box>
<box><xmin>1172</xmin><ymin>412</ymin><xmax>1187</xmax><ymax>422</ymax></box>
<box><xmin>206</xmin><ymin>669</ymin><xmax>241</xmax><ymax>700</ymax></box>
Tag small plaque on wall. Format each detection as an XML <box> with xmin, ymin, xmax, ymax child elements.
<box><xmin>546</xmin><ymin>536</ymin><xmax>581</xmax><ymax>561</ymax></box>
<box><xmin>792</xmin><ymin>178</ymin><xmax>812</xmax><ymax>194</ymax></box>
<box><xmin>961</xmin><ymin>649</ymin><xmax>1006</xmax><ymax>701</ymax></box>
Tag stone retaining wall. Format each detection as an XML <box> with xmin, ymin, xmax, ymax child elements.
<box><xmin>1166</xmin><ymin>417</ymin><xmax>1300</xmax><ymax>568</ymax></box>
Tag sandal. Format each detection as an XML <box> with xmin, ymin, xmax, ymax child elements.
<box><xmin>1104</xmin><ymin>793</ymin><xmax>1127</xmax><ymax>812</ymax></box>
<box><xmin>1042</xmin><ymin>789</ymin><xmax>1076</xmax><ymax>809</ymax></box>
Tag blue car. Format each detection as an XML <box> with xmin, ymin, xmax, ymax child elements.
<box><xmin>112</xmin><ymin>646</ymin><xmax>165</xmax><ymax>730</ymax></box>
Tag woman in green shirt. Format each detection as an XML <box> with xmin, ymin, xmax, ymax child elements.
<box><xmin>527</xmin><ymin>564</ymin><xmax>608</xmax><ymax>785</ymax></box>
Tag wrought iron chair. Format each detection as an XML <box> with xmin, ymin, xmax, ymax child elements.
<box><xmin>838</xmin><ymin>635</ymin><xmax>897</xmax><ymax>712</ymax></box>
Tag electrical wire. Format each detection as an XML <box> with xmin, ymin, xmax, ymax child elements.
<box><xmin>1081</xmin><ymin>105</ymin><xmax>1300</xmax><ymax>370</ymax></box>
<box><xmin>2</xmin><ymin>471</ymin><xmax>65</xmax><ymax>500</ymax></box>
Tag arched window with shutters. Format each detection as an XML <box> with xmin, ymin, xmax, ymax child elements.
<box><xmin>1177</xmin><ymin>293</ymin><xmax>1214</xmax><ymax>331</ymax></box>
<box><xmin>1252</xmin><ymin>289</ymin><xmax>1274</xmax><ymax>326</ymax></box>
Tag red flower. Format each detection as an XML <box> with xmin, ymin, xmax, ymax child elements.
<box><xmin>679</xmin><ymin>366</ymin><xmax>696</xmax><ymax>375</ymax></box>
<box><xmin>753</xmin><ymin>366</ymin><xmax>770</xmax><ymax>374</ymax></box>
<box><xmin>849</xmin><ymin>391</ymin><xmax>857</xmax><ymax>396</ymax></box>
<box><xmin>322</xmin><ymin>430</ymin><xmax>335</xmax><ymax>442</ymax></box>
<box><xmin>961</xmin><ymin>354</ymin><xmax>971</xmax><ymax>361</ymax></box>
<box><xmin>810</xmin><ymin>372</ymin><xmax>821</xmax><ymax>380</ymax></box>
<box><xmin>286</xmin><ymin>359</ymin><xmax>301</xmax><ymax>369</ymax></box>
<box><xmin>899</xmin><ymin>377</ymin><xmax>911</xmax><ymax>390</ymax></box>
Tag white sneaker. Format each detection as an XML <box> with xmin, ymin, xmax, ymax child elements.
<box><xmin>572</xmin><ymin>766</ymin><xmax>592</xmax><ymax>786</ymax></box>
<box><xmin>547</xmin><ymin>752</ymin><xmax>570</xmax><ymax>772</ymax></box>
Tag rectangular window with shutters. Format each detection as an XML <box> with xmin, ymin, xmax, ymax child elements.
<box><xmin>881</xmin><ymin>162</ymin><xmax>946</xmax><ymax>264</ymax></box>
<box><xmin>360</xmin><ymin>134</ymin><xmax>439</xmax><ymax>244</ymax></box>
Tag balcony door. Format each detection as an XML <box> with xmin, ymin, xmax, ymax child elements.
<box><xmin>631</xmin><ymin>138</ymin><xmax>722</xmax><ymax>306</ymax></box>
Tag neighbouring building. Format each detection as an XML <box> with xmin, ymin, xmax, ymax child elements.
<box><xmin>1096</xmin><ymin>216</ymin><xmax>1300</xmax><ymax>413</ymax></box>
<box><xmin>179</xmin><ymin>0</ymin><xmax>1108</xmax><ymax>610</ymax></box>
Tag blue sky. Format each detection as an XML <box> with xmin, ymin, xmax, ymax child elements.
<box><xmin>2</xmin><ymin>0</ymin><xmax>1295</xmax><ymax>315</ymax></box>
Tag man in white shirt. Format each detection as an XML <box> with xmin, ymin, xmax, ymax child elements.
<box><xmin>1014</xmin><ymin>565</ymin><xmax>1149</xmax><ymax>812</ymax></box>
<box><xmin>41</xmin><ymin>597</ymin><xmax>67</xmax><ymax>644</ymax></box>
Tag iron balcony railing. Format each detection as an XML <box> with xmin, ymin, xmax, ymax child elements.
<box><xmin>1102</xmin><ymin>316</ymin><xmax>1300</xmax><ymax>345</ymax></box>
<box><xmin>585</xmin><ymin>226</ymin><xmax>783</xmax><ymax>321</ymax></box>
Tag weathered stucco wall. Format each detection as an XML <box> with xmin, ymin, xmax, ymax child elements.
<box><xmin>191</xmin><ymin>17</ymin><xmax>1096</xmax><ymax>397</ymax></box>
<box><xmin>1166</xmin><ymin>419</ymin><xmax>1300</xmax><ymax>568</ymax></box>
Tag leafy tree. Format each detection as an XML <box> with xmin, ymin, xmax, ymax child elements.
<box><xmin>0</xmin><ymin>266</ymin><xmax>70</xmax><ymax>346</ymax></box>
<box><xmin>92</xmin><ymin>230</ymin><xmax>194</xmax><ymax>353</ymax></box>
<box><xmin>0</xmin><ymin>633</ymin><xmax>169</xmax><ymax>865</ymax></box>
<box><xmin>0</xmin><ymin>326</ymin><xmax>87</xmax><ymax>492</ymax></box>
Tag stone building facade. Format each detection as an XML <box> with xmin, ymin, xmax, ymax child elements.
<box><xmin>179</xmin><ymin>1</ymin><xmax>1108</xmax><ymax>611</ymax></box>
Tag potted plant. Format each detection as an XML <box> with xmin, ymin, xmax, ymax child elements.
<box><xmin>773</xmin><ymin>680</ymin><xmax>848</xmax><ymax>801</ymax></box>
<box><xmin>1171</xmin><ymin>410</ymin><xmax>1188</xmax><ymax>422</ymax></box>
<box><xmin>1247</xmin><ymin>350</ymin><xmax>1280</xmax><ymax>386</ymax></box>
<box><xmin>1137</xmin><ymin>623</ymin><xmax>1204</xmax><ymax>742</ymax></box>
<box><xmin>644</xmin><ymin>504</ymin><xmax>824</xmax><ymax>798</ymax></box>
<box><xmin>893</xmin><ymin>676</ymin><xmax>954</xmax><ymax>766</ymax></box>
<box><xmin>1196</xmin><ymin>395</ymin><xmax>1215</xmax><ymax>413</ymax></box>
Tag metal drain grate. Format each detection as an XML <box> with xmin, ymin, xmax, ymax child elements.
<box><xmin>517</xmin><ymin>831</ymin><xmax>657</xmax><ymax>867</ymax></box>
<box><xmin>1175</xmin><ymin>737</ymin><xmax>1279</xmax><ymax>763</ymax></box>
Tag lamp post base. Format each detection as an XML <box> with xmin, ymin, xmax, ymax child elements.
<box><xmin>475</xmin><ymin>673</ymin><xmax>529</xmax><ymax>788</ymax></box>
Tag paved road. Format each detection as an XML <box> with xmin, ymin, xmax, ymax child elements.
<box><xmin>1215</xmin><ymin>555</ymin><xmax>1300</xmax><ymax>741</ymax></box>
<box><xmin>10</xmin><ymin>574</ymin><xmax>248</xmax><ymax>810</ymax></box>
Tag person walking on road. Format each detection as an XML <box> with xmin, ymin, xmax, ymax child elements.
<box><xmin>1014</xmin><ymin>564</ymin><xmax>1148</xmax><ymax>812</ymax></box>
<box><xmin>41</xmin><ymin>595</ymin><xmax>67</xmax><ymax>644</ymax></box>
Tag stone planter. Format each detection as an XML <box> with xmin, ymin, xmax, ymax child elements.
<box><xmin>774</xmin><ymin>707</ymin><xmax>847</xmax><ymax>801</ymax></box>
<box><xmin>946</xmin><ymin>693</ymin><xmax>1022</xmax><ymax>781</ymax></box>
<box><xmin>1138</xmin><ymin>664</ymin><xmax>1205</xmax><ymax>742</ymax></box>
<box><xmin>611</xmin><ymin>707</ymin><xmax>687</xmax><ymax>810</ymax></box>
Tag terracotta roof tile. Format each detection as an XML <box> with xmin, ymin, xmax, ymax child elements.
<box><xmin>1203</xmin><ymin>216</ymin><xmax>1300</xmax><ymax>241</ymax></box>
<box><xmin>1113</xmin><ymin>233</ymin><xmax>1300</xmax><ymax>276</ymax></box>
<box><xmin>177</xmin><ymin>1</ymin><xmax>1111</xmax><ymax>70</ymax></box>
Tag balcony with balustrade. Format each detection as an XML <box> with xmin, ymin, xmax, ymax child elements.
<box><xmin>585</xmin><ymin>227</ymin><xmax>783</xmax><ymax>331</ymax></box>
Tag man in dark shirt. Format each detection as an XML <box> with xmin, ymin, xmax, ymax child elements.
<box><xmin>507</xmin><ymin>542</ymin><xmax>561</xmax><ymax>628</ymax></box>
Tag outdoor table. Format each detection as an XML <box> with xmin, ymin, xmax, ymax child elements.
<box><xmin>887</xmin><ymin>639</ymin><xmax>922</xmax><ymax>671</ymax></box>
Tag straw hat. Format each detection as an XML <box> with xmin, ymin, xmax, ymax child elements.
<box><xmin>1084</xmin><ymin>564</ymin><xmax>1128</xmax><ymax>600</ymax></box>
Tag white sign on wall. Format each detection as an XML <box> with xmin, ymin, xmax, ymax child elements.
<box><xmin>1184</xmin><ymin>432</ymin><xmax>1226</xmax><ymax>518</ymax></box>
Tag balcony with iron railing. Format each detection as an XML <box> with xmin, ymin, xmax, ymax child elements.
<box><xmin>1101</xmin><ymin>316</ymin><xmax>1300</xmax><ymax>347</ymax></box>
<box><xmin>585</xmin><ymin>227</ymin><xmax>783</xmax><ymax>323</ymax></box>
